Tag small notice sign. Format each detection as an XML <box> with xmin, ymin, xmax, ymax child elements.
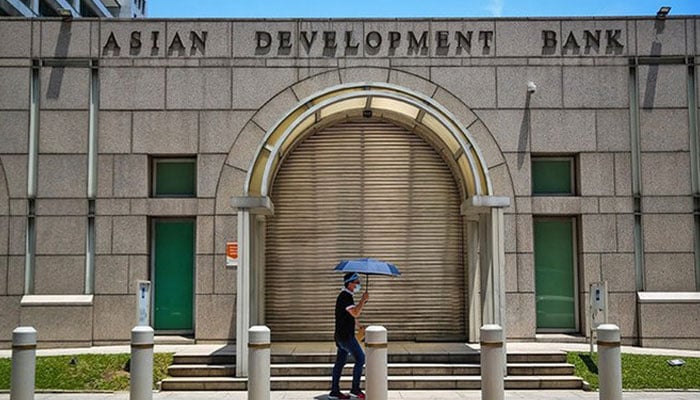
<box><xmin>136</xmin><ymin>280</ymin><xmax>151</xmax><ymax>326</ymax></box>
<box><xmin>226</xmin><ymin>242</ymin><xmax>238</xmax><ymax>267</ymax></box>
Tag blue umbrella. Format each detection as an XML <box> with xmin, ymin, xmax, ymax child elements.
<box><xmin>333</xmin><ymin>258</ymin><xmax>401</xmax><ymax>289</ymax></box>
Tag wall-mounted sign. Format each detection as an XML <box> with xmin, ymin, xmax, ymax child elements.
<box><xmin>226</xmin><ymin>242</ymin><xmax>239</xmax><ymax>267</ymax></box>
<box><xmin>100</xmin><ymin>24</ymin><xmax>625</xmax><ymax>58</ymax></box>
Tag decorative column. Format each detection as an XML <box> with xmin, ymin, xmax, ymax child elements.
<box><xmin>461</xmin><ymin>196</ymin><xmax>509</xmax><ymax>344</ymax></box>
<box><xmin>232</xmin><ymin>196</ymin><xmax>274</xmax><ymax>378</ymax></box>
<box><xmin>236</xmin><ymin>208</ymin><xmax>252</xmax><ymax>377</ymax></box>
<box><xmin>481</xmin><ymin>208</ymin><xmax>506</xmax><ymax>331</ymax></box>
<box><xmin>466</xmin><ymin>216</ymin><xmax>481</xmax><ymax>342</ymax></box>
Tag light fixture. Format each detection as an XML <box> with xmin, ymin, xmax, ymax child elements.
<box><xmin>58</xmin><ymin>8</ymin><xmax>73</xmax><ymax>20</ymax></box>
<box><xmin>527</xmin><ymin>81</ymin><xmax>537</xmax><ymax>94</ymax></box>
<box><xmin>656</xmin><ymin>6</ymin><xmax>671</xmax><ymax>20</ymax></box>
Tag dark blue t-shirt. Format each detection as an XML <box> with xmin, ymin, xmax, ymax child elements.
<box><xmin>334</xmin><ymin>290</ymin><xmax>355</xmax><ymax>340</ymax></box>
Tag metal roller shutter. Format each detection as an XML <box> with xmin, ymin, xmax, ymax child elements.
<box><xmin>265</xmin><ymin>119</ymin><xmax>465</xmax><ymax>341</ymax></box>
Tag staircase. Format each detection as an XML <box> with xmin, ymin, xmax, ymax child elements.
<box><xmin>160</xmin><ymin>344</ymin><xmax>584</xmax><ymax>391</ymax></box>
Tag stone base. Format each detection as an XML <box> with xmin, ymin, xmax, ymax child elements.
<box><xmin>638</xmin><ymin>292</ymin><xmax>700</xmax><ymax>351</ymax></box>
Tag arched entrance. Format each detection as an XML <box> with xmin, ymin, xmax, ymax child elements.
<box><xmin>265</xmin><ymin>119</ymin><xmax>464</xmax><ymax>341</ymax></box>
<box><xmin>232</xmin><ymin>82</ymin><xmax>509</xmax><ymax>376</ymax></box>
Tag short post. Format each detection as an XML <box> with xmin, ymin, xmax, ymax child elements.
<box><xmin>248</xmin><ymin>325</ymin><xmax>271</xmax><ymax>400</ymax></box>
<box><xmin>366</xmin><ymin>326</ymin><xmax>388</xmax><ymax>400</ymax></box>
<box><xmin>480</xmin><ymin>324</ymin><xmax>504</xmax><ymax>400</ymax></box>
<box><xmin>11</xmin><ymin>326</ymin><xmax>37</xmax><ymax>400</ymax></box>
<box><xmin>130</xmin><ymin>326</ymin><xmax>154</xmax><ymax>400</ymax></box>
<box><xmin>597</xmin><ymin>324</ymin><xmax>622</xmax><ymax>400</ymax></box>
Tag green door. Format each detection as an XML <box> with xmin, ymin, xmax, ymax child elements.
<box><xmin>153</xmin><ymin>219</ymin><xmax>194</xmax><ymax>332</ymax></box>
<box><xmin>534</xmin><ymin>218</ymin><xmax>577</xmax><ymax>330</ymax></box>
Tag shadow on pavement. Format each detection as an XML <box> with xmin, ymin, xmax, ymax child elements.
<box><xmin>579</xmin><ymin>353</ymin><xmax>598</xmax><ymax>374</ymax></box>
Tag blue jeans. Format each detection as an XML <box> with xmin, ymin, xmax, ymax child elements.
<box><xmin>331</xmin><ymin>335</ymin><xmax>365</xmax><ymax>393</ymax></box>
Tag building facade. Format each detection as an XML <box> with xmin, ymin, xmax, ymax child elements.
<box><xmin>0</xmin><ymin>0</ymin><xmax>146</xmax><ymax>18</ymax></box>
<box><xmin>0</xmin><ymin>16</ymin><xmax>699</xmax><ymax>354</ymax></box>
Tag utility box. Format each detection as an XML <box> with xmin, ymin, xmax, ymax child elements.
<box><xmin>589</xmin><ymin>281</ymin><xmax>609</xmax><ymax>353</ymax></box>
<box><xmin>136</xmin><ymin>280</ymin><xmax>151</xmax><ymax>326</ymax></box>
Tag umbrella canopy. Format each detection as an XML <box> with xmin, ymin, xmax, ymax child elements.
<box><xmin>333</xmin><ymin>258</ymin><xmax>401</xmax><ymax>277</ymax></box>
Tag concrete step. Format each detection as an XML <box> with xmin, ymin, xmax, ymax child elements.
<box><xmin>172</xmin><ymin>354</ymin><xmax>236</xmax><ymax>365</ymax></box>
<box><xmin>171</xmin><ymin>351</ymin><xmax>567</xmax><ymax>365</ymax></box>
<box><xmin>169</xmin><ymin>363</ymin><xmax>237</xmax><ymax>377</ymax></box>
<box><xmin>169</xmin><ymin>362</ymin><xmax>574</xmax><ymax>378</ymax></box>
<box><xmin>160</xmin><ymin>375</ymin><xmax>584</xmax><ymax>391</ymax></box>
<box><xmin>160</xmin><ymin>376</ymin><xmax>247</xmax><ymax>391</ymax></box>
<box><xmin>508</xmin><ymin>363</ymin><xmax>575</xmax><ymax>376</ymax></box>
<box><xmin>154</xmin><ymin>335</ymin><xmax>195</xmax><ymax>345</ymax></box>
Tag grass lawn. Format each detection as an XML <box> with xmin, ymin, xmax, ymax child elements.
<box><xmin>568</xmin><ymin>352</ymin><xmax>700</xmax><ymax>390</ymax></box>
<box><xmin>0</xmin><ymin>353</ymin><xmax>173</xmax><ymax>391</ymax></box>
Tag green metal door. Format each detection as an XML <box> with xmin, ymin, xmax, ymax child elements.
<box><xmin>153</xmin><ymin>219</ymin><xmax>194</xmax><ymax>332</ymax></box>
<box><xmin>534</xmin><ymin>218</ymin><xmax>577</xmax><ymax>330</ymax></box>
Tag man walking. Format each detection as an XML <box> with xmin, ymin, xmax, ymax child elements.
<box><xmin>329</xmin><ymin>272</ymin><xmax>369</xmax><ymax>399</ymax></box>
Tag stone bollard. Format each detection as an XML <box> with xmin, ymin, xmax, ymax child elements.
<box><xmin>366</xmin><ymin>326</ymin><xmax>388</xmax><ymax>400</ymax></box>
<box><xmin>597</xmin><ymin>324</ymin><xmax>622</xmax><ymax>400</ymax></box>
<box><xmin>480</xmin><ymin>324</ymin><xmax>504</xmax><ymax>400</ymax></box>
<box><xmin>11</xmin><ymin>326</ymin><xmax>37</xmax><ymax>400</ymax></box>
<box><xmin>248</xmin><ymin>326</ymin><xmax>271</xmax><ymax>400</ymax></box>
<box><xmin>130</xmin><ymin>326</ymin><xmax>154</xmax><ymax>400</ymax></box>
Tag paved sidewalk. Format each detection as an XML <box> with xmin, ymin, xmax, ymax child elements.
<box><xmin>2</xmin><ymin>341</ymin><xmax>700</xmax><ymax>359</ymax></box>
<box><xmin>1</xmin><ymin>391</ymin><xmax>700</xmax><ymax>400</ymax></box>
<box><xmin>2</xmin><ymin>342</ymin><xmax>698</xmax><ymax>399</ymax></box>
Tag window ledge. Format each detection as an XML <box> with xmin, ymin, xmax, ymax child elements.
<box><xmin>21</xmin><ymin>295</ymin><xmax>94</xmax><ymax>306</ymax></box>
<box><xmin>637</xmin><ymin>292</ymin><xmax>700</xmax><ymax>304</ymax></box>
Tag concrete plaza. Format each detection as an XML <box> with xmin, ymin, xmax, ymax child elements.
<box><xmin>2</xmin><ymin>341</ymin><xmax>700</xmax><ymax>400</ymax></box>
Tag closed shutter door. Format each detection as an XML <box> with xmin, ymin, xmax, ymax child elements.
<box><xmin>266</xmin><ymin>119</ymin><xmax>465</xmax><ymax>341</ymax></box>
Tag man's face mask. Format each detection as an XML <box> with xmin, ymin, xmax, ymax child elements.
<box><xmin>353</xmin><ymin>283</ymin><xmax>362</xmax><ymax>294</ymax></box>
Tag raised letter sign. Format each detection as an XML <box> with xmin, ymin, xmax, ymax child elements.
<box><xmin>102</xmin><ymin>32</ymin><xmax>121</xmax><ymax>55</ymax></box>
<box><xmin>256</xmin><ymin>31</ymin><xmax>272</xmax><ymax>50</ymax></box>
<box><xmin>301</xmin><ymin>31</ymin><xmax>318</xmax><ymax>52</ymax></box>
<box><xmin>168</xmin><ymin>32</ymin><xmax>186</xmax><ymax>56</ymax></box>
<box><xmin>542</xmin><ymin>30</ymin><xmax>557</xmax><ymax>49</ymax></box>
<box><xmin>323</xmin><ymin>31</ymin><xmax>337</xmax><ymax>50</ymax></box>
<box><xmin>606</xmin><ymin>29</ymin><xmax>623</xmax><ymax>49</ymax></box>
<box><xmin>436</xmin><ymin>31</ymin><xmax>449</xmax><ymax>49</ymax></box>
<box><xmin>389</xmin><ymin>31</ymin><xmax>401</xmax><ymax>49</ymax></box>
<box><xmin>366</xmin><ymin>31</ymin><xmax>382</xmax><ymax>50</ymax></box>
<box><xmin>130</xmin><ymin>31</ymin><xmax>142</xmax><ymax>54</ymax></box>
<box><xmin>345</xmin><ymin>31</ymin><xmax>360</xmax><ymax>50</ymax></box>
<box><xmin>278</xmin><ymin>31</ymin><xmax>292</xmax><ymax>50</ymax></box>
<box><xmin>190</xmin><ymin>31</ymin><xmax>207</xmax><ymax>55</ymax></box>
<box><xmin>584</xmin><ymin>30</ymin><xmax>601</xmax><ymax>48</ymax></box>
<box><xmin>563</xmin><ymin>31</ymin><xmax>580</xmax><ymax>50</ymax></box>
<box><xmin>408</xmin><ymin>31</ymin><xmax>428</xmax><ymax>55</ymax></box>
<box><xmin>479</xmin><ymin>30</ymin><xmax>494</xmax><ymax>50</ymax></box>
<box><xmin>455</xmin><ymin>31</ymin><xmax>472</xmax><ymax>53</ymax></box>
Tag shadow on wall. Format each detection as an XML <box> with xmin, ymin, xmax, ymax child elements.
<box><xmin>642</xmin><ymin>20</ymin><xmax>665</xmax><ymax>109</ymax></box>
<box><xmin>641</xmin><ymin>41</ymin><xmax>661</xmax><ymax>109</ymax></box>
<box><xmin>46</xmin><ymin>21</ymin><xmax>73</xmax><ymax>100</ymax></box>
<box><xmin>517</xmin><ymin>91</ymin><xmax>532</xmax><ymax>169</ymax></box>
<box><xmin>0</xmin><ymin>158</ymin><xmax>8</xmax><ymax>214</ymax></box>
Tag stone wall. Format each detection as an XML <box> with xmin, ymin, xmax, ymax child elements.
<box><xmin>0</xmin><ymin>16</ymin><xmax>698</xmax><ymax>347</ymax></box>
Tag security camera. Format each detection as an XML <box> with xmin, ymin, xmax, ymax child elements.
<box><xmin>527</xmin><ymin>81</ymin><xmax>537</xmax><ymax>93</ymax></box>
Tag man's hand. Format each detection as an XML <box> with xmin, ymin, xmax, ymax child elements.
<box><xmin>348</xmin><ymin>290</ymin><xmax>370</xmax><ymax>318</ymax></box>
<box><xmin>360</xmin><ymin>290</ymin><xmax>369</xmax><ymax>304</ymax></box>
